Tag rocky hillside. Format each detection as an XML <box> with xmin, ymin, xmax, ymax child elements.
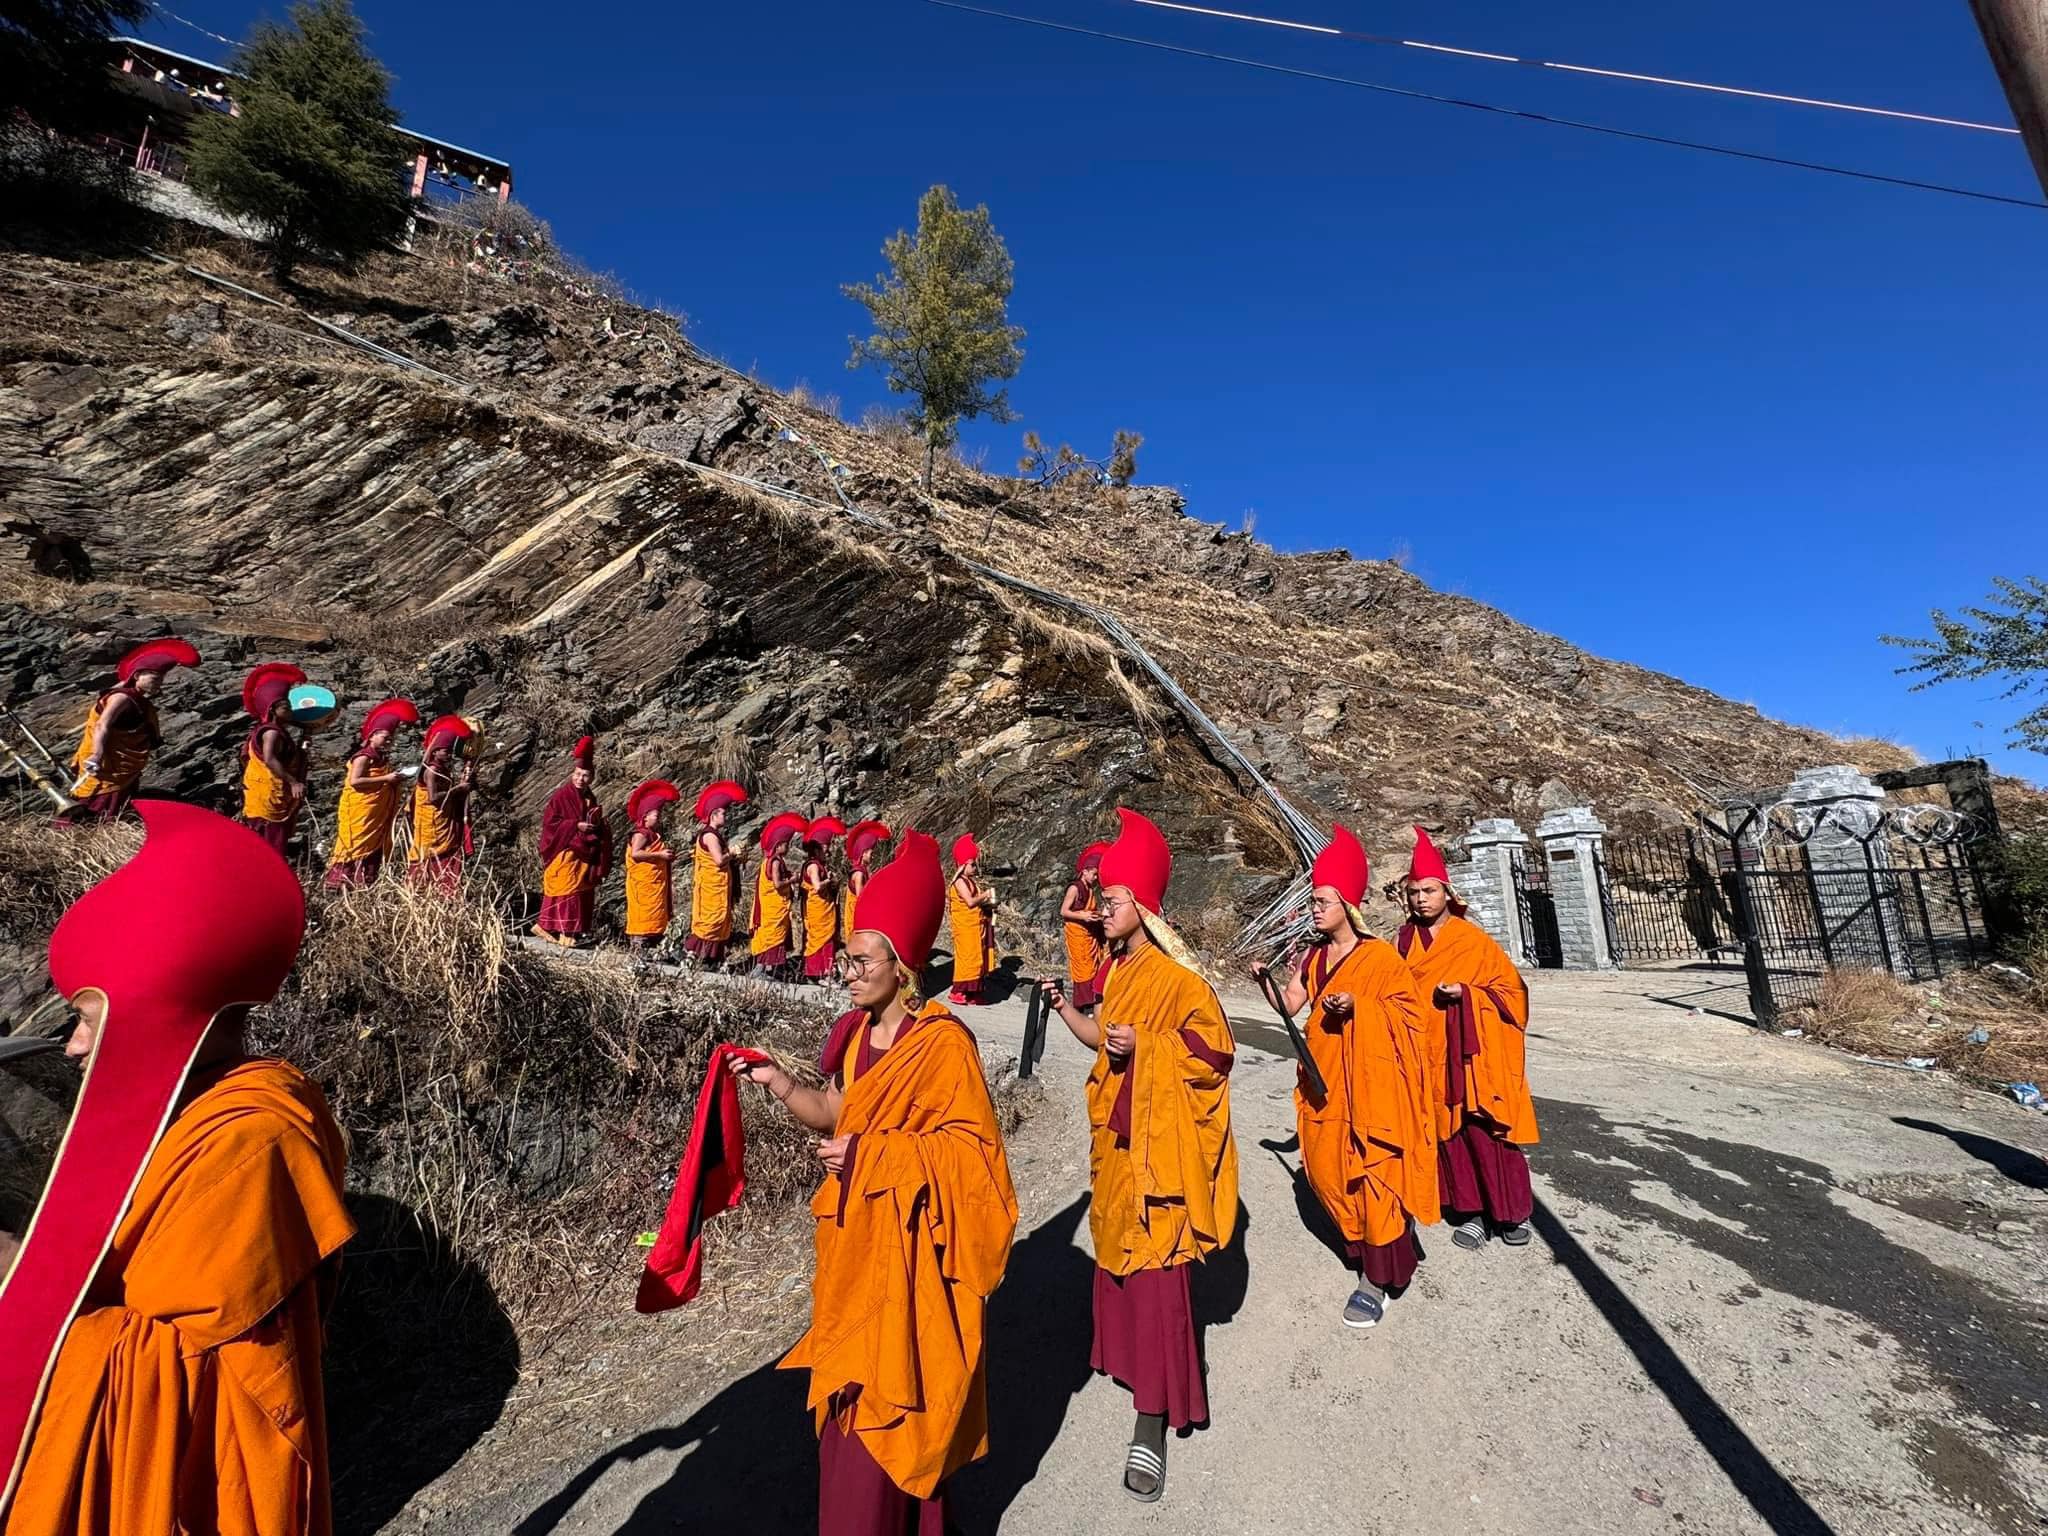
<box><xmin>0</xmin><ymin>227</ymin><xmax>1911</xmax><ymax>942</ymax></box>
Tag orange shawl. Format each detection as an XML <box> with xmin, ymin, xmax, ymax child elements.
<box><xmin>1296</xmin><ymin>937</ymin><xmax>1438</xmax><ymax>1240</ymax></box>
<box><xmin>3</xmin><ymin>1059</ymin><xmax>354</xmax><ymax>1536</ymax></box>
<box><xmin>688</xmin><ymin>835</ymin><xmax>732</xmax><ymax>942</ymax></box>
<box><xmin>781</xmin><ymin>1004</ymin><xmax>1018</xmax><ymax>1499</ymax></box>
<box><xmin>1399</xmin><ymin>915</ymin><xmax>1537</xmax><ymax>1145</ymax></box>
<box><xmin>1087</xmin><ymin>941</ymin><xmax>1238</xmax><ymax>1276</ymax></box>
<box><xmin>1062</xmin><ymin>883</ymin><xmax>1103</xmax><ymax>987</ymax></box>
<box><xmin>625</xmin><ymin>835</ymin><xmax>673</xmax><ymax>937</ymax></box>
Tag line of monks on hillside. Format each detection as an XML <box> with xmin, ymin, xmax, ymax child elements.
<box><xmin>1</xmin><ymin>637</ymin><xmax>1539</xmax><ymax>1533</ymax></box>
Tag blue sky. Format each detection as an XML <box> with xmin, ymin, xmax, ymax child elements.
<box><xmin>143</xmin><ymin>0</ymin><xmax>2048</xmax><ymax>781</ymax></box>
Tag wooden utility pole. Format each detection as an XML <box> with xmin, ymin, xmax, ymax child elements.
<box><xmin>1967</xmin><ymin>0</ymin><xmax>2048</xmax><ymax>197</ymax></box>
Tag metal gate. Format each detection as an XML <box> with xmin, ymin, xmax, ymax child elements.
<box><xmin>1510</xmin><ymin>847</ymin><xmax>1564</xmax><ymax>969</ymax></box>
<box><xmin>1594</xmin><ymin>805</ymin><xmax>1998</xmax><ymax>1025</ymax></box>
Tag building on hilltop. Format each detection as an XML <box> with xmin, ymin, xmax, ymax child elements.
<box><xmin>99</xmin><ymin>36</ymin><xmax>513</xmax><ymax>211</ymax></box>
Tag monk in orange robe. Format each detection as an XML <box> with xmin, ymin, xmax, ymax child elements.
<box><xmin>1060</xmin><ymin>841</ymin><xmax>1109</xmax><ymax>1012</ymax></box>
<box><xmin>407</xmin><ymin>716</ymin><xmax>475</xmax><ymax>894</ymax></box>
<box><xmin>624</xmin><ymin>779</ymin><xmax>682</xmax><ymax>952</ymax></box>
<box><xmin>61</xmin><ymin>638</ymin><xmax>198</xmax><ymax>824</ymax></box>
<box><xmin>841</xmin><ymin>821</ymin><xmax>892</xmax><ymax>942</ymax></box>
<box><xmin>946</xmin><ymin>834</ymin><xmax>996</xmax><ymax>1005</ymax></box>
<box><xmin>800</xmin><ymin>818</ymin><xmax>847</xmax><ymax>983</ymax></box>
<box><xmin>535</xmin><ymin>736</ymin><xmax>610</xmax><ymax>947</ymax></box>
<box><xmin>1042</xmin><ymin>809</ymin><xmax>1236</xmax><ymax>1503</ymax></box>
<box><xmin>749</xmin><ymin>813</ymin><xmax>804</xmax><ymax>974</ymax></box>
<box><xmin>1398</xmin><ymin>827</ymin><xmax>1536</xmax><ymax>1250</ymax></box>
<box><xmin>0</xmin><ymin>802</ymin><xmax>352</xmax><ymax>1536</ymax></box>
<box><xmin>324</xmin><ymin>698</ymin><xmax>418</xmax><ymax>888</ymax></box>
<box><xmin>734</xmin><ymin>830</ymin><xmax>1017</xmax><ymax>1534</ymax></box>
<box><xmin>1253</xmin><ymin>825</ymin><xmax>1435</xmax><ymax>1328</ymax></box>
<box><xmin>238</xmin><ymin>664</ymin><xmax>311</xmax><ymax>857</ymax></box>
<box><xmin>684</xmin><ymin>780</ymin><xmax>748</xmax><ymax>963</ymax></box>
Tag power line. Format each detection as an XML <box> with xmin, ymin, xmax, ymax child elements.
<box><xmin>924</xmin><ymin>0</ymin><xmax>2048</xmax><ymax>212</ymax></box>
<box><xmin>1122</xmin><ymin>0</ymin><xmax>2020</xmax><ymax>136</ymax></box>
<box><xmin>150</xmin><ymin>3</ymin><xmax>238</xmax><ymax>49</ymax></box>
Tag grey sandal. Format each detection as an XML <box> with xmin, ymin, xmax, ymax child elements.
<box><xmin>1124</xmin><ymin>1439</ymin><xmax>1165</xmax><ymax>1502</ymax></box>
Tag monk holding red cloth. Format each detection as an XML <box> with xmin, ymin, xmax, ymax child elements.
<box><xmin>1253</xmin><ymin>825</ymin><xmax>1436</xmax><ymax>1328</ymax></box>
<box><xmin>62</xmin><ymin>638</ymin><xmax>198</xmax><ymax>823</ymax></box>
<box><xmin>535</xmin><ymin>736</ymin><xmax>611</xmax><ymax>947</ymax></box>
<box><xmin>0</xmin><ymin>801</ymin><xmax>353</xmax><ymax>1536</ymax></box>
<box><xmin>733</xmin><ymin>830</ymin><xmax>1018</xmax><ymax>1535</ymax></box>
<box><xmin>408</xmin><ymin>715</ymin><xmax>474</xmax><ymax>894</ymax></box>
<box><xmin>684</xmin><ymin>780</ymin><xmax>747</xmax><ymax>963</ymax></box>
<box><xmin>841</xmin><ymin>820</ymin><xmax>891</xmax><ymax>941</ymax></box>
<box><xmin>749</xmin><ymin>812</ymin><xmax>805</xmax><ymax>974</ymax></box>
<box><xmin>624</xmin><ymin>779</ymin><xmax>681</xmax><ymax>952</ymax></box>
<box><xmin>946</xmin><ymin>835</ymin><xmax>996</xmax><ymax>1005</ymax></box>
<box><xmin>324</xmin><ymin>697</ymin><xmax>417</xmax><ymax>888</ymax></box>
<box><xmin>1060</xmin><ymin>841</ymin><xmax>1110</xmax><ymax>1012</ymax></box>
<box><xmin>238</xmin><ymin>664</ymin><xmax>311</xmax><ymax>856</ymax></box>
<box><xmin>801</xmin><ymin>817</ymin><xmax>847</xmax><ymax>983</ymax></box>
<box><xmin>1041</xmin><ymin>808</ymin><xmax>1237</xmax><ymax>1503</ymax></box>
<box><xmin>1398</xmin><ymin>827</ymin><xmax>1537</xmax><ymax>1250</ymax></box>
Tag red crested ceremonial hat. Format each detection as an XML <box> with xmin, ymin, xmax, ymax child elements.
<box><xmin>629</xmin><ymin>779</ymin><xmax>681</xmax><ymax>824</ymax></box>
<box><xmin>1076</xmin><ymin>841</ymin><xmax>1110</xmax><ymax>875</ymax></box>
<box><xmin>694</xmin><ymin>779</ymin><xmax>748</xmax><ymax>822</ymax></box>
<box><xmin>853</xmin><ymin>829</ymin><xmax>946</xmax><ymax>970</ymax></box>
<box><xmin>951</xmin><ymin>833</ymin><xmax>981</xmax><ymax>866</ymax></box>
<box><xmin>360</xmin><ymin>697</ymin><xmax>420</xmax><ymax>742</ymax></box>
<box><xmin>846</xmin><ymin>820</ymin><xmax>892</xmax><ymax>866</ymax></box>
<box><xmin>115</xmin><ymin>636</ymin><xmax>199</xmax><ymax>682</ymax></box>
<box><xmin>806</xmin><ymin>816</ymin><xmax>847</xmax><ymax>845</ymax></box>
<box><xmin>0</xmin><ymin>804</ymin><xmax>306</xmax><ymax>1499</ymax></box>
<box><xmin>1312</xmin><ymin>824</ymin><xmax>1369</xmax><ymax>906</ymax></box>
<box><xmin>1099</xmin><ymin>807</ymin><xmax>1171</xmax><ymax>913</ymax></box>
<box><xmin>422</xmin><ymin>714</ymin><xmax>473</xmax><ymax>755</ymax></box>
<box><xmin>241</xmin><ymin>662</ymin><xmax>308</xmax><ymax>722</ymax></box>
<box><xmin>760</xmin><ymin>811</ymin><xmax>808</xmax><ymax>853</ymax></box>
<box><xmin>572</xmin><ymin>735</ymin><xmax>596</xmax><ymax>770</ymax></box>
<box><xmin>1408</xmin><ymin>825</ymin><xmax>1451</xmax><ymax>886</ymax></box>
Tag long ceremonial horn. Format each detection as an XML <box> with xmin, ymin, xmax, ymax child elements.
<box><xmin>0</xmin><ymin>706</ymin><xmax>61</xmax><ymax>771</ymax></box>
<box><xmin>0</xmin><ymin>716</ymin><xmax>79</xmax><ymax>814</ymax></box>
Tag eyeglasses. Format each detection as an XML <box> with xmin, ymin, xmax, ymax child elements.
<box><xmin>1097</xmin><ymin>896</ymin><xmax>1134</xmax><ymax>917</ymax></box>
<box><xmin>1307</xmin><ymin>896</ymin><xmax>1341</xmax><ymax>912</ymax></box>
<box><xmin>836</xmin><ymin>953</ymin><xmax>885</xmax><ymax>981</ymax></box>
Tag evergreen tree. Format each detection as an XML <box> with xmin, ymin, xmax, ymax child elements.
<box><xmin>1107</xmin><ymin>429</ymin><xmax>1143</xmax><ymax>488</ymax></box>
<box><xmin>2</xmin><ymin>0</ymin><xmax>148</xmax><ymax>134</ymax></box>
<box><xmin>844</xmin><ymin>186</ymin><xmax>1025</xmax><ymax>491</ymax></box>
<box><xmin>1887</xmin><ymin>576</ymin><xmax>2048</xmax><ymax>754</ymax></box>
<box><xmin>184</xmin><ymin>0</ymin><xmax>410</xmax><ymax>279</ymax></box>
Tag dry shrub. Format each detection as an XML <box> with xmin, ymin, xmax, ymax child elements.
<box><xmin>1787</xmin><ymin>962</ymin><xmax>2048</xmax><ymax>1088</ymax></box>
<box><xmin>1792</xmin><ymin>967</ymin><xmax>1925</xmax><ymax>1057</ymax></box>
<box><xmin>0</xmin><ymin>814</ymin><xmax>142</xmax><ymax>949</ymax></box>
<box><xmin>992</xmin><ymin>588</ymin><xmax>1112</xmax><ymax>663</ymax></box>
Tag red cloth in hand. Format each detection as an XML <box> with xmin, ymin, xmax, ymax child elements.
<box><xmin>635</xmin><ymin>1043</ymin><xmax>772</xmax><ymax>1312</ymax></box>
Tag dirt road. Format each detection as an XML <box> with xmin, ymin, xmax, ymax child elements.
<box><xmin>460</xmin><ymin>968</ymin><xmax>2048</xmax><ymax>1536</ymax></box>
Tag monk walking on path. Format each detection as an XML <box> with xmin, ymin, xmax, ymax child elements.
<box><xmin>0</xmin><ymin>802</ymin><xmax>353</xmax><ymax>1536</ymax></box>
<box><xmin>683</xmin><ymin>780</ymin><xmax>747</xmax><ymax>964</ymax></box>
<box><xmin>749</xmin><ymin>812</ymin><xmax>805</xmax><ymax>976</ymax></box>
<box><xmin>800</xmin><ymin>817</ymin><xmax>848</xmax><ymax>983</ymax></box>
<box><xmin>536</xmin><ymin>736</ymin><xmax>611</xmax><ymax>947</ymax></box>
<box><xmin>238</xmin><ymin>664</ymin><xmax>310</xmax><ymax>856</ymax></box>
<box><xmin>624</xmin><ymin>779</ymin><xmax>681</xmax><ymax>952</ymax></box>
<box><xmin>63</xmin><ymin>638</ymin><xmax>198</xmax><ymax>823</ymax></box>
<box><xmin>1252</xmin><ymin>825</ymin><xmax>1436</xmax><ymax>1329</ymax></box>
<box><xmin>734</xmin><ymin>830</ymin><xmax>1018</xmax><ymax>1535</ymax></box>
<box><xmin>324</xmin><ymin>697</ymin><xmax>417</xmax><ymax>888</ymax></box>
<box><xmin>841</xmin><ymin>820</ymin><xmax>892</xmax><ymax>943</ymax></box>
<box><xmin>409</xmin><ymin>715</ymin><xmax>474</xmax><ymax>893</ymax></box>
<box><xmin>1042</xmin><ymin>808</ymin><xmax>1237</xmax><ymax>1504</ymax></box>
<box><xmin>1398</xmin><ymin>827</ymin><xmax>1537</xmax><ymax>1250</ymax></box>
<box><xmin>946</xmin><ymin>835</ymin><xmax>996</xmax><ymax>1005</ymax></box>
<box><xmin>1060</xmin><ymin>841</ymin><xmax>1110</xmax><ymax>1013</ymax></box>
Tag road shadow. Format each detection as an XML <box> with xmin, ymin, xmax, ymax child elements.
<box><xmin>1893</xmin><ymin>1116</ymin><xmax>2048</xmax><ymax>1191</ymax></box>
<box><xmin>1257</xmin><ymin>1133</ymin><xmax>1351</xmax><ymax>1272</ymax></box>
<box><xmin>1189</xmin><ymin>1197</ymin><xmax>1253</xmax><ymax>1427</ymax></box>
<box><xmin>509</xmin><ymin>1357</ymin><xmax>815</xmax><ymax>1535</ymax></box>
<box><xmin>952</xmin><ymin>1194</ymin><xmax>1096</xmax><ymax>1533</ymax></box>
<box><xmin>1529</xmin><ymin>1194</ymin><xmax>1838</xmax><ymax>1536</ymax></box>
<box><xmin>981</xmin><ymin>956</ymin><xmax>1028</xmax><ymax>1006</ymax></box>
<box><xmin>327</xmin><ymin>1194</ymin><xmax>521</xmax><ymax>1536</ymax></box>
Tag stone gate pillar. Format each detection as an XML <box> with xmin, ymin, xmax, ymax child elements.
<box><xmin>1457</xmin><ymin>818</ymin><xmax>1526</xmax><ymax>957</ymax></box>
<box><xmin>1776</xmin><ymin>764</ymin><xmax>1908</xmax><ymax>975</ymax></box>
<box><xmin>1535</xmin><ymin>807</ymin><xmax>1615</xmax><ymax>970</ymax></box>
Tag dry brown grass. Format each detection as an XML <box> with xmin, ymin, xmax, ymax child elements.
<box><xmin>1787</xmin><ymin>962</ymin><xmax>2048</xmax><ymax>1088</ymax></box>
<box><xmin>0</xmin><ymin>813</ymin><xmax>141</xmax><ymax>949</ymax></box>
